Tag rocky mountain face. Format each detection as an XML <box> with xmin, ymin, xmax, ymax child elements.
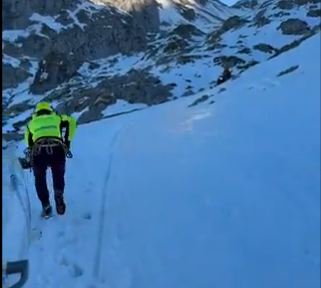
<box><xmin>2</xmin><ymin>0</ymin><xmax>321</xmax><ymax>143</ymax></box>
<box><xmin>93</xmin><ymin>0</ymin><xmax>160</xmax><ymax>31</ymax></box>
<box><xmin>2</xmin><ymin>0</ymin><xmax>159</xmax><ymax>88</ymax></box>
<box><xmin>155</xmin><ymin>0</ymin><xmax>233</xmax><ymax>28</ymax></box>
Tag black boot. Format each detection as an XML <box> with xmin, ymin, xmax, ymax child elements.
<box><xmin>41</xmin><ymin>204</ymin><xmax>52</xmax><ymax>218</ymax></box>
<box><xmin>54</xmin><ymin>190</ymin><xmax>66</xmax><ymax>215</ymax></box>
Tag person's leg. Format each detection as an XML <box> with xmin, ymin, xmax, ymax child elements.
<box><xmin>33</xmin><ymin>152</ymin><xmax>51</xmax><ymax>213</ymax></box>
<box><xmin>50</xmin><ymin>146</ymin><xmax>66</xmax><ymax>214</ymax></box>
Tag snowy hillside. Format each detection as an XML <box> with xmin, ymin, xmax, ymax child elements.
<box><xmin>3</xmin><ymin>28</ymin><xmax>320</xmax><ymax>288</ymax></box>
<box><xmin>2</xmin><ymin>0</ymin><xmax>320</xmax><ymax>141</ymax></box>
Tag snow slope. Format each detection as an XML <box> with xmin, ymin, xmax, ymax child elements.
<box><xmin>3</xmin><ymin>32</ymin><xmax>320</xmax><ymax>288</ymax></box>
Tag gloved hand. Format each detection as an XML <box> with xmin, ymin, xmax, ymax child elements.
<box><xmin>64</xmin><ymin>140</ymin><xmax>73</xmax><ymax>158</ymax></box>
<box><xmin>21</xmin><ymin>148</ymin><xmax>32</xmax><ymax>169</ymax></box>
<box><xmin>24</xmin><ymin>147</ymin><xmax>32</xmax><ymax>159</ymax></box>
<box><xmin>66</xmin><ymin>150</ymin><xmax>73</xmax><ymax>158</ymax></box>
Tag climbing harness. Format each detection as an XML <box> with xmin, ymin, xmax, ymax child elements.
<box><xmin>21</xmin><ymin>138</ymin><xmax>73</xmax><ymax>171</ymax></box>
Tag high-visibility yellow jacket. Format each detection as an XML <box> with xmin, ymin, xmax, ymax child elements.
<box><xmin>24</xmin><ymin>110</ymin><xmax>77</xmax><ymax>148</ymax></box>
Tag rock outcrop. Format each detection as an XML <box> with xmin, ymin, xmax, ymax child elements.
<box><xmin>278</xmin><ymin>18</ymin><xmax>311</xmax><ymax>35</ymax></box>
<box><xmin>30</xmin><ymin>52</ymin><xmax>83</xmax><ymax>94</ymax></box>
<box><xmin>97</xmin><ymin>0</ymin><xmax>160</xmax><ymax>32</ymax></box>
<box><xmin>2</xmin><ymin>63</ymin><xmax>31</xmax><ymax>89</ymax></box>
<box><xmin>46</xmin><ymin>69</ymin><xmax>175</xmax><ymax>123</ymax></box>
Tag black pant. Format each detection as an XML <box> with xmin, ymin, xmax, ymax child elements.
<box><xmin>32</xmin><ymin>145</ymin><xmax>66</xmax><ymax>207</ymax></box>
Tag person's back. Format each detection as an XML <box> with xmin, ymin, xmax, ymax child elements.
<box><xmin>222</xmin><ymin>67</ymin><xmax>231</xmax><ymax>79</ymax></box>
<box><xmin>217</xmin><ymin>67</ymin><xmax>232</xmax><ymax>85</ymax></box>
<box><xmin>25</xmin><ymin>102</ymin><xmax>76</xmax><ymax>217</ymax></box>
<box><xmin>27</xmin><ymin>110</ymin><xmax>63</xmax><ymax>143</ymax></box>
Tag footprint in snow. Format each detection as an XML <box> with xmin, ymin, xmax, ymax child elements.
<box><xmin>59</xmin><ymin>255</ymin><xmax>70</xmax><ymax>267</ymax></box>
<box><xmin>57</xmin><ymin>230</ymin><xmax>65</xmax><ymax>238</ymax></box>
<box><xmin>58</xmin><ymin>256</ymin><xmax>83</xmax><ymax>278</ymax></box>
<box><xmin>59</xmin><ymin>236</ymin><xmax>78</xmax><ymax>247</ymax></box>
<box><xmin>82</xmin><ymin>212</ymin><xmax>92</xmax><ymax>220</ymax></box>
<box><xmin>69</xmin><ymin>263</ymin><xmax>84</xmax><ymax>278</ymax></box>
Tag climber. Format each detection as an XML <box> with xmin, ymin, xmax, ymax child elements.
<box><xmin>24</xmin><ymin>102</ymin><xmax>77</xmax><ymax>217</ymax></box>
<box><xmin>217</xmin><ymin>67</ymin><xmax>232</xmax><ymax>85</ymax></box>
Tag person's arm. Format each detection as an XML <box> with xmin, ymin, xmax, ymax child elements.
<box><xmin>60</xmin><ymin>115</ymin><xmax>77</xmax><ymax>147</ymax></box>
<box><xmin>24</xmin><ymin>126</ymin><xmax>34</xmax><ymax>148</ymax></box>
